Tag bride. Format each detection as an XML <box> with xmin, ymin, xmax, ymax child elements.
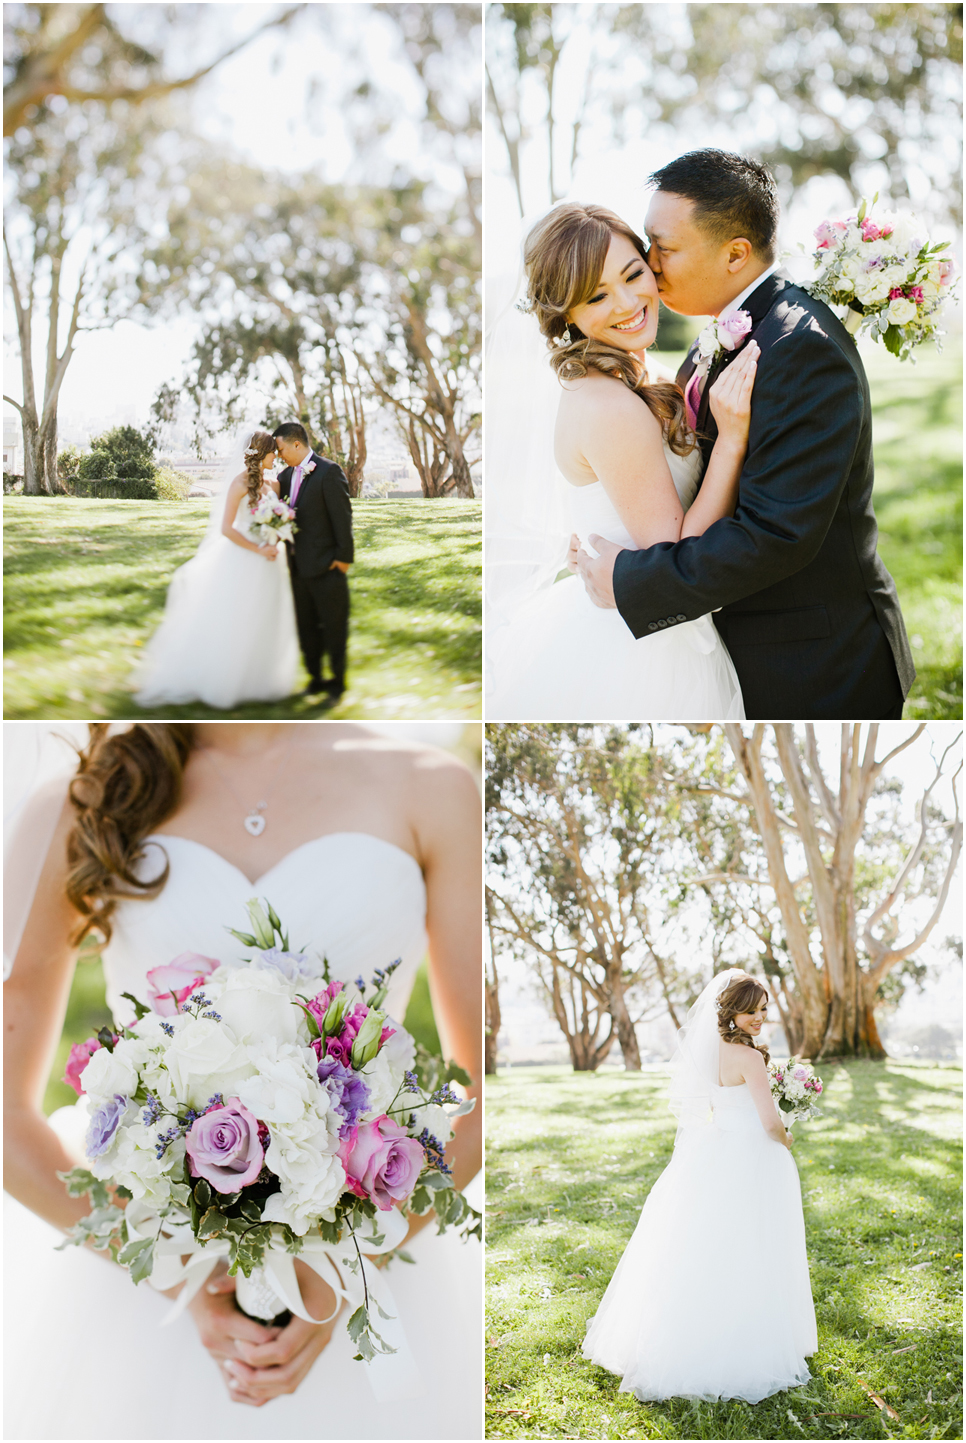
<box><xmin>582</xmin><ymin>970</ymin><xmax>816</xmax><ymax>1402</ymax></box>
<box><xmin>132</xmin><ymin>426</ymin><xmax>300</xmax><ymax>710</ymax></box>
<box><xmin>485</xmin><ymin>203</ymin><xmax>753</xmax><ymax>721</ymax></box>
<box><xmin>4</xmin><ymin>721</ymin><xmax>482</xmax><ymax>1439</ymax></box>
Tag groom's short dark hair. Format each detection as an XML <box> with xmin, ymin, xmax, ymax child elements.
<box><xmin>273</xmin><ymin>421</ymin><xmax>309</xmax><ymax>446</ymax></box>
<box><xmin>649</xmin><ymin>150</ymin><xmax>779</xmax><ymax>263</ymax></box>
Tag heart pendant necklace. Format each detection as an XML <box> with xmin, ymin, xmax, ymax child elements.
<box><xmin>201</xmin><ymin>744</ymin><xmax>287</xmax><ymax>836</ymax></box>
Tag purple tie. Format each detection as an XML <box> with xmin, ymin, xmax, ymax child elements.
<box><xmin>684</xmin><ymin>369</ymin><xmax>702</xmax><ymax>431</ymax></box>
<box><xmin>289</xmin><ymin>463</ymin><xmax>304</xmax><ymax>507</ymax></box>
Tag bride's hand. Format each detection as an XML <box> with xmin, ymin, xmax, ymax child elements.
<box><xmin>566</xmin><ymin>533</ymin><xmax>581</xmax><ymax>573</ymax></box>
<box><xmin>185</xmin><ymin>1264</ymin><xmax>284</xmax><ymax>1408</ymax></box>
<box><xmin>708</xmin><ymin>340</ymin><xmax>759</xmax><ymax>446</ymax></box>
<box><xmin>224</xmin><ymin>1260</ymin><xmax>342</xmax><ymax>1406</ymax></box>
<box><xmin>258</xmin><ymin>542</ymin><xmax>279</xmax><ymax>561</ymax></box>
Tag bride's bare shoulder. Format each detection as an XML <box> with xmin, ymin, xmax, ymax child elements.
<box><xmin>309</xmin><ymin>724</ymin><xmax>476</xmax><ymax>792</ymax></box>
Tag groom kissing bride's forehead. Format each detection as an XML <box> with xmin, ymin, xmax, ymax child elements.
<box><xmin>585</xmin><ymin>147</ymin><xmax>913</xmax><ymax>721</ymax></box>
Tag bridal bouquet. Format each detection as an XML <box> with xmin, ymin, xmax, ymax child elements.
<box><xmin>768</xmin><ymin>1058</ymin><xmax>823</xmax><ymax>1128</ymax></box>
<box><xmin>249</xmin><ymin>494</ymin><xmax>297</xmax><ymax>545</ymax></box>
<box><xmin>58</xmin><ymin>899</ymin><xmax>479</xmax><ymax>1364</ymax></box>
<box><xmin>807</xmin><ymin>197</ymin><xmax>957</xmax><ymax>361</ymax></box>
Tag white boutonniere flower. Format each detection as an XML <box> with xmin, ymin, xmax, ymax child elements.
<box><xmin>304</xmin><ymin>460</ymin><xmax>316</xmax><ymax>475</ymax></box>
<box><xmin>693</xmin><ymin>309</ymin><xmax>754</xmax><ymax>376</ymax></box>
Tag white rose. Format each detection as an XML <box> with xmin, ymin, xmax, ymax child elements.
<box><xmin>359</xmin><ymin>1023</ymin><xmax>415</xmax><ymax>1117</ymax></box>
<box><xmin>853</xmin><ymin>272</ymin><xmax>890</xmax><ymax>304</ymax></box>
<box><xmin>696</xmin><ymin>325</ymin><xmax>718</xmax><ymax>360</ymax></box>
<box><xmin>887</xmin><ymin>297</ymin><xmax>917</xmax><ymax>325</ymax></box>
<box><xmin>212</xmin><ymin>968</ymin><xmax>302</xmax><ymax>1048</ymax></box>
<box><xmin>163</xmin><ymin>1017</ymin><xmax>255</xmax><ymax>1110</ymax></box>
<box><xmin>81</xmin><ymin>1038</ymin><xmax>148</xmax><ymax>1104</ymax></box>
<box><xmin>840</xmin><ymin>254</ymin><xmax>864</xmax><ymax>280</ymax></box>
<box><xmin>236</xmin><ymin>1041</ymin><xmax>325</xmax><ymax>1126</ymax></box>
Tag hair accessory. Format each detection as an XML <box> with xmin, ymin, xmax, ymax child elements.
<box><xmin>514</xmin><ymin>296</ymin><xmax>534</xmax><ymax>315</ymax></box>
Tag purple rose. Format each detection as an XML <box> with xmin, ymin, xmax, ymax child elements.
<box><xmin>85</xmin><ymin>1094</ymin><xmax>130</xmax><ymax>1157</ymax></box>
<box><xmin>317</xmin><ymin>1056</ymin><xmax>371</xmax><ymax>1134</ymax></box>
<box><xmin>185</xmin><ymin>1100</ymin><xmax>264</xmax><ymax>1193</ymax></box>
<box><xmin>339</xmin><ymin>1115</ymin><xmax>424</xmax><ymax>1211</ymax></box>
<box><xmin>717</xmin><ymin>310</ymin><xmax>753</xmax><ymax>351</ymax></box>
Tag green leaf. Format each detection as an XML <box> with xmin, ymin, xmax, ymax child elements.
<box><xmin>265</xmin><ymin>899</ymin><xmax>284</xmax><ymax>935</ymax></box>
<box><xmin>240</xmin><ymin>1200</ymin><xmax>262</xmax><ymax>1224</ymax></box>
<box><xmin>193</xmin><ymin>1178</ymin><xmax>212</xmax><ymax>1210</ymax></box>
<box><xmin>293</xmin><ymin>998</ymin><xmax>322</xmax><ymax>1039</ymax></box>
<box><xmin>168</xmin><ymin>1182</ymin><xmax>191</xmax><ymax>1207</ymax></box>
<box><xmin>226</xmin><ymin>927</ymin><xmax>258</xmax><ymax>947</ymax></box>
<box><xmin>198</xmin><ymin>1207</ymin><xmax>227</xmax><ymax>1238</ymax></box>
<box><xmin>318</xmin><ymin>1216</ymin><xmax>342</xmax><ymax>1244</ymax></box>
<box><xmin>118</xmin><ymin>1234</ymin><xmax>154</xmax><ymax>1269</ymax></box>
<box><xmin>96</xmin><ymin>1026</ymin><xmax>116</xmax><ymax>1052</ymax></box>
<box><xmin>114</xmin><ymin>1183</ymin><xmax>134</xmax><ymax>1200</ymax></box>
<box><xmin>120</xmin><ymin>991</ymin><xmax>151</xmax><ymax>1021</ymax></box>
<box><xmin>444</xmin><ymin>1060</ymin><xmax>472</xmax><ymax>1087</ymax></box>
<box><xmin>883</xmin><ymin>323</ymin><xmax>903</xmax><ymax>357</ymax></box>
<box><xmin>58</xmin><ymin>1167</ymin><xmax>98</xmax><ymax>1198</ymax></box>
<box><xmin>408</xmin><ymin>1184</ymin><xmax>433</xmax><ymax>1215</ymax></box>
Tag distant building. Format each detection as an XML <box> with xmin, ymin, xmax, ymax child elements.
<box><xmin>3</xmin><ymin>414</ymin><xmax>22</xmax><ymax>473</ymax></box>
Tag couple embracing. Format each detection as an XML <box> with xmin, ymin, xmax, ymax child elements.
<box><xmin>487</xmin><ymin>149</ymin><xmax>914</xmax><ymax>721</ymax></box>
<box><xmin>134</xmin><ymin>422</ymin><xmax>353</xmax><ymax>709</ymax></box>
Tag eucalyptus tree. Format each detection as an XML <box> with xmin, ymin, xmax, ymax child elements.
<box><xmin>3</xmin><ymin>103</ymin><xmax>159</xmax><ymax>492</ymax></box>
<box><xmin>4</xmin><ymin>2</ymin><xmax>303</xmax><ymax>135</ymax></box>
<box><xmin>486</xmin><ymin>724</ymin><xmax>687</xmax><ymax>1071</ymax></box>
<box><xmin>667</xmin><ymin>724</ymin><xmax>963</xmax><ymax>1060</ymax></box>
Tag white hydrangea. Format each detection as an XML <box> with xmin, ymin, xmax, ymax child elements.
<box><xmin>263</xmin><ymin>1110</ymin><xmax>346</xmax><ymax>1234</ymax></box>
<box><xmin>359</xmin><ymin>1022</ymin><xmax>415</xmax><ymax>1117</ymax></box>
<box><xmin>235</xmin><ymin>1040</ymin><xmax>328</xmax><ymax>1127</ymax></box>
<box><xmin>163</xmin><ymin>1016</ymin><xmax>256</xmax><ymax>1110</ymax></box>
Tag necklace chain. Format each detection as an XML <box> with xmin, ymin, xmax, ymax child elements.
<box><xmin>200</xmin><ymin>744</ymin><xmax>288</xmax><ymax>835</ymax></box>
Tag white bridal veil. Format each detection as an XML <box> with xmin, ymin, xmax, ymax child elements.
<box><xmin>667</xmin><ymin>967</ymin><xmax>750</xmax><ymax>1137</ymax></box>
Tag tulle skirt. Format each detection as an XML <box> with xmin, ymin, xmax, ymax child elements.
<box><xmin>3</xmin><ymin>1172</ymin><xmax>483</xmax><ymax>1440</ymax></box>
<box><xmin>582</xmin><ymin>1106</ymin><xmax>816</xmax><ymax>1403</ymax></box>
<box><xmin>486</xmin><ymin>574</ymin><xmax>744</xmax><ymax>721</ymax></box>
<box><xmin>132</xmin><ymin>536</ymin><xmax>300</xmax><ymax>709</ymax></box>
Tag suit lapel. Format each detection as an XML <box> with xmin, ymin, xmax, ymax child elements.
<box><xmin>291</xmin><ymin>453</ymin><xmax>320</xmax><ymax>510</ymax></box>
<box><xmin>693</xmin><ymin>272</ymin><xmax>792</xmax><ymax>443</ymax></box>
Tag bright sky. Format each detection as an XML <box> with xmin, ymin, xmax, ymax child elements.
<box><xmin>4</xmin><ymin>2</ymin><xmax>471</xmax><ymax>440</ymax></box>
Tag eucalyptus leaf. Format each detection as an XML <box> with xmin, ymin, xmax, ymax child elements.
<box><xmin>120</xmin><ymin>991</ymin><xmax>151</xmax><ymax>1021</ymax></box>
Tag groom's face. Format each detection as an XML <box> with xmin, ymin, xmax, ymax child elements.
<box><xmin>645</xmin><ymin>192</ymin><xmax>754</xmax><ymax>319</ymax></box>
<box><xmin>275</xmin><ymin>436</ymin><xmax>308</xmax><ymax>467</ymax></box>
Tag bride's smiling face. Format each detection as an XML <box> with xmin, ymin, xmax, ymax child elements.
<box><xmin>566</xmin><ymin>232</ymin><xmax>660</xmax><ymax>352</ymax></box>
<box><xmin>733</xmin><ymin>998</ymin><xmax>768</xmax><ymax>1037</ymax></box>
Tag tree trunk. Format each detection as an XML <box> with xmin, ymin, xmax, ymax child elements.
<box><xmin>404</xmin><ymin>417</ymin><xmax>452</xmax><ymax>497</ymax></box>
<box><xmin>484</xmin><ymin>969</ymin><xmax>501</xmax><ymax>1076</ymax></box>
<box><xmin>439</xmin><ymin>418</ymin><xmax>474</xmax><ymax>497</ymax></box>
<box><xmin>21</xmin><ymin>413</ymin><xmax>48</xmax><ymax>496</ymax></box>
<box><xmin>607</xmin><ymin>979</ymin><xmax>641</xmax><ymax>1071</ymax></box>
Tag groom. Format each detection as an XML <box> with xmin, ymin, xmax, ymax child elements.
<box><xmin>573</xmin><ymin>149</ymin><xmax>914</xmax><ymax>720</ymax></box>
<box><xmin>273</xmin><ymin>422</ymin><xmax>354</xmax><ymax>699</ymax></box>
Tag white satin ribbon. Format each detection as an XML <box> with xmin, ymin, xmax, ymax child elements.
<box><xmin>131</xmin><ymin>1201</ymin><xmax>423</xmax><ymax>1401</ymax></box>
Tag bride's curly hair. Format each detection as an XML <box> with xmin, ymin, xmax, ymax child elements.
<box><xmin>65</xmin><ymin>724</ymin><xmax>196</xmax><ymax>947</ymax></box>
<box><xmin>521</xmin><ymin>203</ymin><xmax>696</xmax><ymax>458</ymax></box>
<box><xmin>716</xmin><ymin>973</ymin><xmax>771</xmax><ymax>1067</ymax></box>
<box><xmin>243</xmin><ymin>429</ymin><xmax>276</xmax><ymax>508</ymax></box>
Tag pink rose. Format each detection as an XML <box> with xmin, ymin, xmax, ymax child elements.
<box><xmin>814</xmin><ymin>220</ymin><xmax>848</xmax><ymax>250</ymax></box>
<box><xmin>185</xmin><ymin>1100</ymin><xmax>264</xmax><ymax>1193</ymax></box>
<box><xmin>63</xmin><ymin>1035</ymin><xmax>116</xmax><ymax>1096</ymax></box>
<box><xmin>860</xmin><ymin>217</ymin><xmax>882</xmax><ymax>242</ymax></box>
<box><xmin>146</xmin><ymin>952</ymin><xmax>219</xmax><ymax>1017</ymax></box>
<box><xmin>717</xmin><ymin>309</ymin><xmax>752</xmax><ymax>351</ymax></box>
<box><xmin>939</xmin><ymin>259</ymin><xmax>954</xmax><ymax>285</ymax></box>
<box><xmin>906</xmin><ymin>286</ymin><xmax>924</xmax><ymax>303</ymax></box>
<box><xmin>339</xmin><ymin>1115</ymin><xmax>424</xmax><ymax>1211</ymax></box>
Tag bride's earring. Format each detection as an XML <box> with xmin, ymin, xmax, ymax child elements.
<box><xmin>728</xmin><ymin>1019</ymin><xmax>736</xmax><ymax>1031</ymax></box>
<box><xmin>561</xmin><ymin>325</ymin><xmax>572</xmax><ymax>345</ymax></box>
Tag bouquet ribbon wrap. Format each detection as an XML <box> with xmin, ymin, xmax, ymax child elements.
<box><xmin>126</xmin><ymin>1200</ymin><xmax>423</xmax><ymax>1401</ymax></box>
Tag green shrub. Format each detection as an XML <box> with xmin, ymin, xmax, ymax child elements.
<box><xmin>77</xmin><ymin>449</ymin><xmax>115</xmax><ymax>480</ymax></box>
<box><xmin>57</xmin><ymin>445</ymin><xmax>83</xmax><ymax>483</ymax></box>
<box><xmin>153</xmin><ymin>466</ymin><xmax>193</xmax><ymax>501</ymax></box>
<box><xmin>3</xmin><ymin>472</ymin><xmax>24</xmax><ymax>494</ymax></box>
<box><xmin>87</xmin><ymin>424</ymin><xmax>157</xmax><ymax>480</ymax></box>
<box><xmin>68</xmin><ymin>476</ymin><xmax>161</xmax><ymax>499</ymax></box>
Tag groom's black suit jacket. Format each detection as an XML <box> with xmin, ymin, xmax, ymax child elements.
<box><xmin>278</xmin><ymin>451</ymin><xmax>354</xmax><ymax>578</ymax></box>
<box><xmin>612</xmin><ymin>272</ymin><xmax>914</xmax><ymax>719</ymax></box>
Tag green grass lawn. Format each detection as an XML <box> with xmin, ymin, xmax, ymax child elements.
<box><xmin>485</xmin><ymin>1063</ymin><xmax>963</xmax><ymax>1441</ymax></box>
<box><xmin>3</xmin><ymin>498</ymin><xmax>481</xmax><ymax>719</ymax></box>
<box><xmin>652</xmin><ymin>339</ymin><xmax>963</xmax><ymax>720</ymax></box>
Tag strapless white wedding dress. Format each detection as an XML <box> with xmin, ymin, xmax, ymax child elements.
<box><xmin>582</xmin><ymin>1082</ymin><xmax>816</xmax><ymax>1402</ymax></box>
<box><xmin>3</xmin><ymin>833</ymin><xmax>482</xmax><ymax>1441</ymax></box>
<box><xmin>132</xmin><ymin>488</ymin><xmax>300</xmax><ymax>709</ymax></box>
<box><xmin>486</xmin><ymin>445</ymin><xmax>744</xmax><ymax>720</ymax></box>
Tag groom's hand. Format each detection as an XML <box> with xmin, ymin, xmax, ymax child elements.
<box><xmin>329</xmin><ymin>560</ymin><xmax>350</xmax><ymax>574</ymax></box>
<box><xmin>576</xmin><ymin>535</ymin><xmax>621</xmax><ymax>610</ymax></box>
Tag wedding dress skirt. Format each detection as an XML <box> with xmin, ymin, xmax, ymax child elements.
<box><xmin>4</xmin><ymin>833</ymin><xmax>482</xmax><ymax>1441</ymax></box>
<box><xmin>132</xmin><ymin>492</ymin><xmax>300</xmax><ymax>709</ymax></box>
<box><xmin>582</xmin><ymin>1083</ymin><xmax>816</xmax><ymax>1403</ymax></box>
<box><xmin>486</xmin><ymin>445</ymin><xmax>744</xmax><ymax>721</ymax></box>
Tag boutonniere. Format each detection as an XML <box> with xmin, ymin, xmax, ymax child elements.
<box><xmin>303</xmin><ymin>459</ymin><xmax>316</xmax><ymax>475</ymax></box>
<box><xmin>693</xmin><ymin>309</ymin><xmax>753</xmax><ymax>376</ymax></box>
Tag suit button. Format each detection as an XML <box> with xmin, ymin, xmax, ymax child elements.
<box><xmin>666</xmin><ymin>616</ymin><xmax>677</xmax><ymax>625</ymax></box>
<box><xmin>647</xmin><ymin>622</ymin><xmax>658</xmax><ymax>632</ymax></box>
<box><xmin>657</xmin><ymin>619</ymin><xmax>667</xmax><ymax>628</ymax></box>
<box><xmin>676</xmin><ymin>613</ymin><xmax>687</xmax><ymax>621</ymax></box>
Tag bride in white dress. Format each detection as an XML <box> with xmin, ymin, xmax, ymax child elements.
<box><xmin>583</xmin><ymin>969</ymin><xmax>817</xmax><ymax>1403</ymax></box>
<box><xmin>4</xmin><ymin>722</ymin><xmax>482</xmax><ymax>1440</ymax></box>
<box><xmin>133</xmin><ymin>426</ymin><xmax>300</xmax><ymax>709</ymax></box>
<box><xmin>485</xmin><ymin>203</ymin><xmax>751</xmax><ymax>720</ymax></box>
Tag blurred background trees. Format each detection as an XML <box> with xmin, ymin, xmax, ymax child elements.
<box><xmin>4</xmin><ymin>3</ymin><xmax>481</xmax><ymax>496</ymax></box>
<box><xmin>486</xmin><ymin>723</ymin><xmax>963</xmax><ymax>1070</ymax></box>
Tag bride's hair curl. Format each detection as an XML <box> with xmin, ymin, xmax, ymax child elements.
<box><xmin>521</xmin><ymin>203</ymin><xmax>696</xmax><ymax>458</ymax></box>
<box><xmin>716</xmin><ymin>972</ymin><xmax>771</xmax><ymax>1066</ymax></box>
<box><xmin>65</xmin><ymin>724</ymin><xmax>195</xmax><ymax>948</ymax></box>
<box><xmin>243</xmin><ymin>429</ymin><xmax>276</xmax><ymax>508</ymax></box>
